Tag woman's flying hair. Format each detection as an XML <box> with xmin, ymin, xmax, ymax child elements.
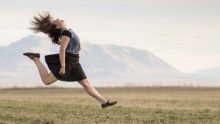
<box><xmin>29</xmin><ymin>12</ymin><xmax>61</xmax><ymax>44</ymax></box>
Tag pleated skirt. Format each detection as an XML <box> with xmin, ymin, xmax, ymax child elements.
<box><xmin>45</xmin><ymin>53</ymin><xmax>87</xmax><ymax>82</ymax></box>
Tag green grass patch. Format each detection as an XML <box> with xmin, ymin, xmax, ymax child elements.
<box><xmin>0</xmin><ymin>87</ymin><xmax>220</xmax><ymax>124</ymax></box>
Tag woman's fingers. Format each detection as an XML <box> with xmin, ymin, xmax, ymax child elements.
<box><xmin>59</xmin><ymin>72</ymin><xmax>65</xmax><ymax>75</ymax></box>
<box><xmin>59</xmin><ymin>68</ymin><xmax>65</xmax><ymax>75</ymax></box>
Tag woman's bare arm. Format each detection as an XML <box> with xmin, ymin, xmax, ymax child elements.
<box><xmin>59</xmin><ymin>36</ymin><xmax>70</xmax><ymax>72</ymax></box>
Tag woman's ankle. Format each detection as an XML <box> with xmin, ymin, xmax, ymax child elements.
<box><xmin>33</xmin><ymin>58</ymin><xmax>40</xmax><ymax>62</ymax></box>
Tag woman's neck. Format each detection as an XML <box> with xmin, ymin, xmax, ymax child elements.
<box><xmin>61</xmin><ymin>27</ymin><xmax>69</xmax><ymax>30</ymax></box>
<box><xmin>60</xmin><ymin>25</ymin><xmax>69</xmax><ymax>30</ymax></box>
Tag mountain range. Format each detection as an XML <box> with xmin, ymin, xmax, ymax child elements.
<box><xmin>0</xmin><ymin>35</ymin><xmax>219</xmax><ymax>88</ymax></box>
<box><xmin>193</xmin><ymin>67</ymin><xmax>220</xmax><ymax>79</ymax></box>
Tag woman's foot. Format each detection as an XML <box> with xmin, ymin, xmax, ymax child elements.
<box><xmin>101</xmin><ymin>100</ymin><xmax>117</xmax><ymax>108</ymax></box>
<box><xmin>23</xmin><ymin>52</ymin><xmax>40</xmax><ymax>60</ymax></box>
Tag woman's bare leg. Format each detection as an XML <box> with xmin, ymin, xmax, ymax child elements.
<box><xmin>33</xmin><ymin>58</ymin><xmax>58</xmax><ymax>85</ymax></box>
<box><xmin>78</xmin><ymin>79</ymin><xmax>108</xmax><ymax>104</ymax></box>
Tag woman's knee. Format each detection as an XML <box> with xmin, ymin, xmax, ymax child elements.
<box><xmin>42</xmin><ymin>74</ymin><xmax>57</xmax><ymax>85</ymax></box>
<box><xmin>42</xmin><ymin>79</ymin><xmax>50</xmax><ymax>85</ymax></box>
<box><xmin>79</xmin><ymin>79</ymin><xmax>91</xmax><ymax>89</ymax></box>
<box><xmin>42</xmin><ymin>78</ymin><xmax>54</xmax><ymax>85</ymax></box>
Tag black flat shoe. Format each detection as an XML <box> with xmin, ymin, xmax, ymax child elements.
<box><xmin>101</xmin><ymin>100</ymin><xmax>117</xmax><ymax>108</ymax></box>
<box><xmin>23</xmin><ymin>52</ymin><xmax>40</xmax><ymax>60</ymax></box>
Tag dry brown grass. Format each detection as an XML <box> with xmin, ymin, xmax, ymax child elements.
<box><xmin>0</xmin><ymin>87</ymin><xmax>220</xmax><ymax>124</ymax></box>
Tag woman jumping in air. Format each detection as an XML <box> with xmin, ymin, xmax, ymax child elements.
<box><xmin>23</xmin><ymin>12</ymin><xmax>117</xmax><ymax>108</ymax></box>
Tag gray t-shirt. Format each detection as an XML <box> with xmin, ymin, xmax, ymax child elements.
<box><xmin>60</xmin><ymin>29</ymin><xmax>81</xmax><ymax>54</ymax></box>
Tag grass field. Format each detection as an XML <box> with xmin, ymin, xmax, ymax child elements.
<box><xmin>0</xmin><ymin>87</ymin><xmax>220</xmax><ymax>124</ymax></box>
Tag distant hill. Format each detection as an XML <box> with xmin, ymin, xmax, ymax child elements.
<box><xmin>0</xmin><ymin>46</ymin><xmax>5</xmax><ymax>49</ymax></box>
<box><xmin>0</xmin><ymin>35</ymin><xmax>219</xmax><ymax>88</ymax></box>
<box><xmin>193</xmin><ymin>67</ymin><xmax>220</xmax><ymax>79</ymax></box>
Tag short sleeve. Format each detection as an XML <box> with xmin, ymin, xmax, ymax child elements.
<box><xmin>60</xmin><ymin>30</ymin><xmax>72</xmax><ymax>39</ymax></box>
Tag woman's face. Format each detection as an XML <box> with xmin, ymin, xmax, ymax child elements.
<box><xmin>53</xmin><ymin>18</ymin><xmax>66</xmax><ymax>29</ymax></box>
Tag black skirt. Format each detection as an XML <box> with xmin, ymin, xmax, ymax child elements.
<box><xmin>45</xmin><ymin>53</ymin><xmax>87</xmax><ymax>82</ymax></box>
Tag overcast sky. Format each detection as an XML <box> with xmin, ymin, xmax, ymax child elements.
<box><xmin>0</xmin><ymin>0</ymin><xmax>220</xmax><ymax>73</ymax></box>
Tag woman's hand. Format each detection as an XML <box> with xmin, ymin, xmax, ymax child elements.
<box><xmin>59</xmin><ymin>66</ymin><xmax>65</xmax><ymax>75</ymax></box>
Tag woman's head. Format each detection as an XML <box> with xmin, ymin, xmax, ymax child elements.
<box><xmin>53</xmin><ymin>18</ymin><xmax>68</xmax><ymax>29</ymax></box>
<box><xmin>29</xmin><ymin>12</ymin><xmax>64</xmax><ymax>44</ymax></box>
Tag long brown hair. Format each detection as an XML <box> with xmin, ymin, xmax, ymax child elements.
<box><xmin>29</xmin><ymin>12</ymin><xmax>61</xmax><ymax>44</ymax></box>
